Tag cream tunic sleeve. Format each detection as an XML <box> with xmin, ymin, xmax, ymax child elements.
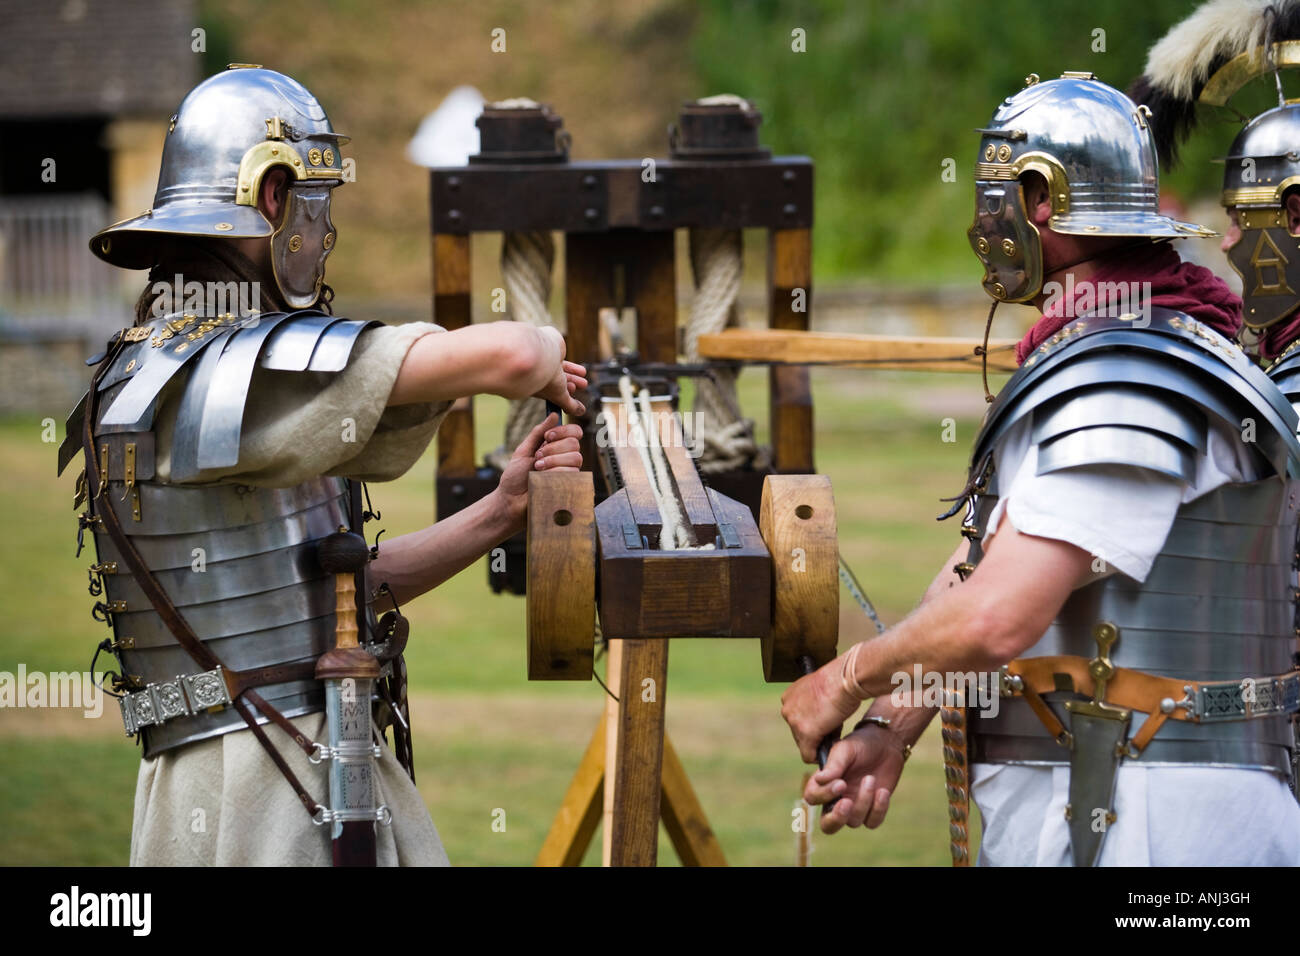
<box><xmin>152</xmin><ymin>321</ymin><xmax>452</xmax><ymax>486</ymax></box>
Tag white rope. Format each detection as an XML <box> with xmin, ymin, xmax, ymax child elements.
<box><xmin>487</xmin><ymin>230</ymin><xmax>555</xmax><ymax>471</ymax></box>
<box><xmin>616</xmin><ymin>375</ymin><xmax>713</xmax><ymax>552</ymax></box>
<box><xmin>683</xmin><ymin>228</ymin><xmax>765</xmax><ymax>474</ymax></box>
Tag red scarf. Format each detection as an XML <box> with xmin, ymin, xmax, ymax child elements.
<box><xmin>1257</xmin><ymin>312</ymin><xmax>1300</xmax><ymax>362</ymax></box>
<box><xmin>1014</xmin><ymin>243</ymin><xmax>1242</xmax><ymax>365</ymax></box>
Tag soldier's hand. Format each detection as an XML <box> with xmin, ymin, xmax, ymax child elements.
<box><xmin>533</xmin><ymin>327</ymin><xmax>587</xmax><ymax>416</ymax></box>
<box><xmin>780</xmin><ymin>658</ymin><xmax>860</xmax><ymax>764</ymax></box>
<box><xmin>805</xmin><ymin>725</ymin><xmax>906</xmax><ymax>834</ymax></box>
<box><xmin>495</xmin><ymin>414</ymin><xmax>583</xmax><ymax>529</ymax></box>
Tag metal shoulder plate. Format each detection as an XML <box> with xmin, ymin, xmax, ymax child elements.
<box><xmin>85</xmin><ymin>311</ymin><xmax>377</xmax><ymax>480</ymax></box>
<box><xmin>1266</xmin><ymin>344</ymin><xmax>1300</xmax><ymax>414</ymax></box>
<box><xmin>971</xmin><ymin>309</ymin><xmax>1300</xmax><ymax>481</ymax></box>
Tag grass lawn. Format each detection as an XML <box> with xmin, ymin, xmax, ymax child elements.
<box><xmin>0</xmin><ymin>363</ymin><xmax>1006</xmax><ymax>865</ymax></box>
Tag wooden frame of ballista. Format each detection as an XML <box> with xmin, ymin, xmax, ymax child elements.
<box><xmin>429</xmin><ymin>99</ymin><xmax>1017</xmax><ymax>867</ymax></box>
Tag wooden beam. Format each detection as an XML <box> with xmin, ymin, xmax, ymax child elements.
<box><xmin>660</xmin><ymin>735</ymin><xmax>727</xmax><ymax>866</ymax></box>
<box><xmin>607</xmin><ymin>638</ymin><xmax>669</xmax><ymax>866</ymax></box>
<box><xmin>631</xmin><ymin>231</ymin><xmax>677</xmax><ymax>365</ymax></box>
<box><xmin>768</xmin><ymin>229</ymin><xmax>814</xmax><ymax>473</ymax></box>
<box><xmin>699</xmin><ymin>328</ymin><xmax>1021</xmax><ymax>373</ymax></box>
<box><xmin>563</xmin><ymin>232</ymin><xmax>607</xmax><ymax>367</ymax></box>
<box><xmin>432</xmin><ymin>234</ymin><xmax>475</xmax><ymax>479</ymax></box>
<box><xmin>535</xmin><ymin>720</ymin><xmax>606</xmax><ymax>867</ymax></box>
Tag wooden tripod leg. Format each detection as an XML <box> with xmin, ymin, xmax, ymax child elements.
<box><xmin>660</xmin><ymin>735</ymin><xmax>727</xmax><ymax>866</ymax></box>
<box><xmin>534</xmin><ymin>720</ymin><xmax>606</xmax><ymax>867</ymax></box>
<box><xmin>606</xmin><ymin>638</ymin><xmax>669</xmax><ymax>867</ymax></box>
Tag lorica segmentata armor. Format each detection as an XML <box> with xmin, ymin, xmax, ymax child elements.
<box><xmin>62</xmin><ymin>310</ymin><xmax>379</xmax><ymax>756</ymax></box>
<box><xmin>951</xmin><ymin>308</ymin><xmax>1300</xmax><ymax>864</ymax></box>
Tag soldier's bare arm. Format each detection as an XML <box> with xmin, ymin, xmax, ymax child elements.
<box><xmin>387</xmin><ymin>323</ymin><xmax>587</xmax><ymax>415</ymax></box>
<box><xmin>368</xmin><ymin>414</ymin><xmax>582</xmax><ymax>606</ymax></box>
<box><xmin>782</xmin><ymin>515</ymin><xmax>1093</xmax><ymax>763</ymax></box>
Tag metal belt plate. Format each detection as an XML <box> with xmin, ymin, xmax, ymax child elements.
<box><xmin>119</xmin><ymin>666</ymin><xmax>232</xmax><ymax>735</ymax></box>
<box><xmin>1196</xmin><ymin>673</ymin><xmax>1300</xmax><ymax>721</ymax></box>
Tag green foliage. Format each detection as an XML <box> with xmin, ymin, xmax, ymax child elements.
<box><xmin>691</xmin><ymin>0</ymin><xmax>1274</xmax><ymax>280</ymax></box>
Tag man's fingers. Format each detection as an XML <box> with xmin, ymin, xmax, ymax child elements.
<box><xmin>818</xmin><ymin>740</ymin><xmax>854</xmax><ymax>781</ymax></box>
<box><xmin>542</xmin><ymin>423</ymin><xmax>582</xmax><ymax>443</ymax></box>
<box><xmin>819</xmin><ymin>795</ymin><xmax>850</xmax><ymax>835</ymax></box>
<box><xmin>514</xmin><ymin>415</ymin><xmax>556</xmax><ymax>459</ymax></box>
<box><xmin>534</xmin><ymin>451</ymin><xmax>584</xmax><ymax>471</ymax></box>
<box><xmin>865</xmin><ymin>788</ymin><xmax>891</xmax><ymax>829</ymax></box>
<box><xmin>844</xmin><ymin>775</ymin><xmax>878</xmax><ymax>829</ymax></box>
<box><xmin>560</xmin><ymin>392</ymin><xmax>586</xmax><ymax>416</ymax></box>
<box><xmin>803</xmin><ymin>772</ymin><xmax>847</xmax><ymax>806</ymax></box>
<box><xmin>536</xmin><ymin>436</ymin><xmax>580</xmax><ymax>458</ymax></box>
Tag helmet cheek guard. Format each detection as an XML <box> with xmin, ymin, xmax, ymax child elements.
<box><xmin>969</xmin><ymin>179</ymin><xmax>1043</xmax><ymax>303</ymax></box>
<box><xmin>1219</xmin><ymin>107</ymin><xmax>1300</xmax><ymax>331</ymax></box>
<box><xmin>270</xmin><ymin>183</ymin><xmax>336</xmax><ymax>310</ymax></box>
<box><xmin>1225</xmin><ymin>210</ymin><xmax>1300</xmax><ymax>330</ymax></box>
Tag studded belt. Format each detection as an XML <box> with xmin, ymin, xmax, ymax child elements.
<box><xmin>118</xmin><ymin>666</ymin><xmax>233</xmax><ymax>735</ymax></box>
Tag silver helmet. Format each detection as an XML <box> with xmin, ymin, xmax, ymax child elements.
<box><xmin>90</xmin><ymin>64</ymin><xmax>349</xmax><ymax>309</ymax></box>
<box><xmin>1219</xmin><ymin>104</ymin><xmax>1300</xmax><ymax>330</ymax></box>
<box><xmin>969</xmin><ymin>72</ymin><xmax>1215</xmax><ymax>303</ymax></box>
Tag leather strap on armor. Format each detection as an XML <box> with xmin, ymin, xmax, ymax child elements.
<box><xmin>82</xmin><ymin>330</ymin><xmax>326</xmax><ymax>819</ymax></box>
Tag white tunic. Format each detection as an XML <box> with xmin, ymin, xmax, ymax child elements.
<box><xmin>972</xmin><ymin>414</ymin><xmax>1300</xmax><ymax>866</ymax></box>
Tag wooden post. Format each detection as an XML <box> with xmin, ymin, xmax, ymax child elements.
<box><xmin>632</xmin><ymin>231</ymin><xmax>677</xmax><ymax>365</ymax></box>
<box><xmin>433</xmin><ymin>234</ymin><xmax>475</xmax><ymax>480</ymax></box>
<box><xmin>767</xmin><ymin>228</ymin><xmax>814</xmax><ymax>474</ymax></box>
<box><xmin>565</xmin><ymin>230</ymin><xmax>676</xmax><ymax>365</ymax></box>
<box><xmin>606</xmin><ymin>638</ymin><xmax>670</xmax><ymax>866</ymax></box>
<box><xmin>600</xmin><ymin>640</ymin><xmax>623</xmax><ymax>865</ymax></box>
<box><xmin>564</xmin><ymin>232</ymin><xmax>612</xmax><ymax>367</ymax></box>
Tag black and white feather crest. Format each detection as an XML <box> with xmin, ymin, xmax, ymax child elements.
<box><xmin>1128</xmin><ymin>0</ymin><xmax>1300</xmax><ymax>168</ymax></box>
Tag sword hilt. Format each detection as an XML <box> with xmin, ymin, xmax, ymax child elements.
<box><xmin>316</xmin><ymin>529</ymin><xmax>379</xmax><ymax>681</ymax></box>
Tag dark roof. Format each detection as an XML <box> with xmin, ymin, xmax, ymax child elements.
<box><xmin>0</xmin><ymin>0</ymin><xmax>198</xmax><ymax>119</ymax></box>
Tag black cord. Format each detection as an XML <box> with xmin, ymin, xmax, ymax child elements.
<box><xmin>89</xmin><ymin>638</ymin><xmax>124</xmax><ymax>699</ymax></box>
<box><xmin>592</xmin><ymin>670</ymin><xmax>619</xmax><ymax>703</ymax></box>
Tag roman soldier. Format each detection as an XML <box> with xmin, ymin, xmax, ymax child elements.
<box><xmin>781</xmin><ymin>73</ymin><xmax>1300</xmax><ymax>865</ymax></box>
<box><xmin>1131</xmin><ymin>0</ymin><xmax>1300</xmax><ymax>416</ymax></box>
<box><xmin>61</xmin><ymin>65</ymin><xmax>586</xmax><ymax>865</ymax></box>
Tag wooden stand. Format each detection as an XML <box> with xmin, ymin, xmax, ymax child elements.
<box><xmin>536</xmin><ymin>639</ymin><xmax>726</xmax><ymax>867</ymax></box>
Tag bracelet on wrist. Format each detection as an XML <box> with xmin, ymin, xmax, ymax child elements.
<box><xmin>851</xmin><ymin>714</ymin><xmax>912</xmax><ymax>762</ymax></box>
